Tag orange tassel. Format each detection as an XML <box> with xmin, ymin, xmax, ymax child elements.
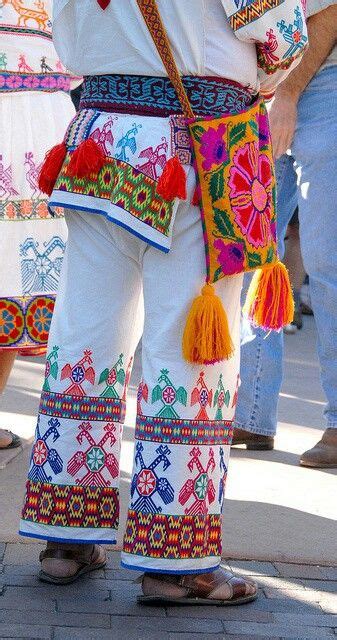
<box><xmin>156</xmin><ymin>156</ymin><xmax>187</xmax><ymax>202</ymax></box>
<box><xmin>182</xmin><ymin>283</ymin><xmax>234</xmax><ymax>365</ymax></box>
<box><xmin>243</xmin><ymin>261</ymin><xmax>294</xmax><ymax>330</ymax></box>
<box><xmin>38</xmin><ymin>142</ymin><xmax>67</xmax><ymax>196</ymax></box>
<box><xmin>67</xmin><ymin>138</ymin><xmax>106</xmax><ymax>179</ymax></box>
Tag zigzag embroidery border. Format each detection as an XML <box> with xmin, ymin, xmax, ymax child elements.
<box><xmin>230</xmin><ymin>0</ymin><xmax>285</xmax><ymax>31</ymax></box>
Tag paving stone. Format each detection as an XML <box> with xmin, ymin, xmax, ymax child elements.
<box><xmin>223</xmin><ymin>621</ymin><xmax>335</xmax><ymax>638</ymax></box>
<box><xmin>322</xmin><ymin>568</ymin><xmax>337</xmax><ymax>581</ymax></box>
<box><xmin>274</xmin><ymin>564</ymin><xmax>329</xmax><ymax>580</ymax></box>
<box><xmin>0</xmin><ymin>586</ymin><xmax>57</xmax><ymax>611</ymax></box>
<box><xmin>257</xmin><ymin>577</ymin><xmax>306</xmax><ymax>590</ymax></box>
<box><xmin>263</xmin><ymin>588</ymin><xmax>321</xmax><ymax>602</ymax></box>
<box><xmin>54</xmin><ymin>628</ymin><xmax>169</xmax><ymax>640</ymax></box>
<box><xmin>228</xmin><ymin>561</ymin><xmax>279</xmax><ymax>577</ymax></box>
<box><xmin>0</xmin><ymin>544</ymin><xmax>5</xmax><ymax>561</ymax></box>
<box><xmin>0</xmin><ymin>624</ymin><xmax>51</xmax><ymax>639</ymax></box>
<box><xmin>167</xmin><ymin>606</ymin><xmax>273</xmax><ymax>623</ymax></box>
<box><xmin>272</xmin><ymin>612</ymin><xmax>337</xmax><ymax>627</ymax></box>
<box><xmin>302</xmin><ymin>581</ymin><xmax>337</xmax><ymax>594</ymax></box>
<box><xmin>3</xmin><ymin>544</ymin><xmax>44</xmax><ymax>565</ymax></box>
<box><xmin>320</xmin><ymin>595</ymin><xmax>337</xmax><ymax>614</ymax></box>
<box><xmin>0</xmin><ymin>608</ymin><xmax>110</xmax><ymax>628</ymax></box>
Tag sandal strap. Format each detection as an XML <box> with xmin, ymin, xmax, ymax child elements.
<box><xmin>39</xmin><ymin>548</ymin><xmax>93</xmax><ymax>566</ymax></box>
<box><xmin>145</xmin><ymin>565</ymin><xmax>248</xmax><ymax>600</ymax></box>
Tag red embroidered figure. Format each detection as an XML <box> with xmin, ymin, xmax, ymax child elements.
<box><xmin>231</xmin><ymin>373</ymin><xmax>240</xmax><ymax>409</ymax></box>
<box><xmin>137</xmin><ymin>380</ymin><xmax>149</xmax><ymax>415</ymax></box>
<box><xmin>136</xmin><ymin>138</ymin><xmax>168</xmax><ymax>180</ymax></box>
<box><xmin>60</xmin><ymin>349</ymin><xmax>95</xmax><ymax>396</ymax></box>
<box><xmin>261</xmin><ymin>29</ymin><xmax>280</xmax><ymax>65</ymax></box>
<box><xmin>190</xmin><ymin>371</ymin><xmax>213</xmax><ymax>420</ymax></box>
<box><xmin>67</xmin><ymin>422</ymin><xmax>118</xmax><ymax>486</ymax></box>
<box><xmin>179</xmin><ymin>447</ymin><xmax>216</xmax><ymax>515</ymax></box>
<box><xmin>90</xmin><ymin>117</ymin><xmax>115</xmax><ymax>155</ymax></box>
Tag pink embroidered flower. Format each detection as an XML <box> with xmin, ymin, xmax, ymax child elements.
<box><xmin>41</xmin><ymin>76</ymin><xmax>57</xmax><ymax>89</ymax></box>
<box><xmin>23</xmin><ymin>75</ymin><xmax>40</xmax><ymax>89</ymax></box>
<box><xmin>229</xmin><ymin>142</ymin><xmax>273</xmax><ymax>249</ymax></box>
<box><xmin>199</xmin><ymin>123</ymin><xmax>227</xmax><ymax>171</ymax></box>
<box><xmin>6</xmin><ymin>76</ymin><xmax>23</xmax><ymax>89</ymax></box>
<box><xmin>214</xmin><ymin>239</ymin><xmax>245</xmax><ymax>275</ymax></box>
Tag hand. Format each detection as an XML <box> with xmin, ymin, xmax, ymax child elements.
<box><xmin>268</xmin><ymin>91</ymin><xmax>298</xmax><ymax>159</ymax></box>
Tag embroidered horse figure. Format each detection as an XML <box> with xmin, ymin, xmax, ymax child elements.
<box><xmin>90</xmin><ymin>117</ymin><xmax>115</xmax><ymax>155</ymax></box>
<box><xmin>60</xmin><ymin>349</ymin><xmax>95</xmax><ymax>396</ymax></box>
<box><xmin>28</xmin><ymin>417</ymin><xmax>63</xmax><ymax>482</ymax></box>
<box><xmin>3</xmin><ymin>0</ymin><xmax>50</xmax><ymax>30</ymax></box>
<box><xmin>40</xmin><ymin>56</ymin><xmax>53</xmax><ymax>73</ymax></box>
<box><xmin>67</xmin><ymin>422</ymin><xmax>119</xmax><ymax>487</ymax></box>
<box><xmin>20</xmin><ymin>236</ymin><xmax>65</xmax><ymax>295</ymax></box>
<box><xmin>213</xmin><ymin>374</ymin><xmax>230</xmax><ymax>420</ymax></box>
<box><xmin>98</xmin><ymin>354</ymin><xmax>125</xmax><ymax>398</ymax></box>
<box><xmin>136</xmin><ymin>138</ymin><xmax>168</xmax><ymax>180</ymax></box>
<box><xmin>131</xmin><ymin>442</ymin><xmax>174</xmax><ymax>513</ymax></box>
<box><xmin>277</xmin><ymin>6</ymin><xmax>308</xmax><ymax>59</ymax></box>
<box><xmin>115</xmin><ymin>123</ymin><xmax>142</xmax><ymax>163</ymax></box>
<box><xmin>18</xmin><ymin>54</ymin><xmax>34</xmax><ymax>73</ymax></box>
<box><xmin>0</xmin><ymin>53</ymin><xmax>7</xmax><ymax>71</ymax></box>
<box><xmin>42</xmin><ymin>345</ymin><xmax>59</xmax><ymax>392</ymax></box>
<box><xmin>24</xmin><ymin>152</ymin><xmax>43</xmax><ymax>196</ymax></box>
<box><xmin>0</xmin><ymin>154</ymin><xmax>19</xmax><ymax>199</ymax></box>
<box><xmin>191</xmin><ymin>371</ymin><xmax>213</xmax><ymax>421</ymax></box>
<box><xmin>179</xmin><ymin>447</ymin><xmax>216</xmax><ymax>515</ymax></box>
<box><xmin>152</xmin><ymin>369</ymin><xmax>187</xmax><ymax>419</ymax></box>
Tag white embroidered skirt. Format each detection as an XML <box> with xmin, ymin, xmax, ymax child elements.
<box><xmin>0</xmin><ymin>91</ymin><xmax>74</xmax><ymax>354</ymax></box>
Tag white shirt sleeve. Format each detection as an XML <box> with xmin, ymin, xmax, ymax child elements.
<box><xmin>220</xmin><ymin>0</ymin><xmax>308</xmax><ymax>94</ymax></box>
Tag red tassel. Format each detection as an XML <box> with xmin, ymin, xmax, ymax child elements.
<box><xmin>67</xmin><ymin>138</ymin><xmax>106</xmax><ymax>179</ymax></box>
<box><xmin>156</xmin><ymin>156</ymin><xmax>187</xmax><ymax>202</ymax></box>
<box><xmin>38</xmin><ymin>142</ymin><xmax>67</xmax><ymax>196</ymax></box>
<box><xmin>192</xmin><ymin>185</ymin><xmax>200</xmax><ymax>206</ymax></box>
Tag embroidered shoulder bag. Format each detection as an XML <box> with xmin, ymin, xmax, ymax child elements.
<box><xmin>136</xmin><ymin>0</ymin><xmax>294</xmax><ymax>366</ymax></box>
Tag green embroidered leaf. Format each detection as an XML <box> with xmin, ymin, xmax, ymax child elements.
<box><xmin>248</xmin><ymin>119</ymin><xmax>259</xmax><ymax>138</ymax></box>
<box><xmin>266</xmin><ymin>246</ymin><xmax>275</xmax><ymax>263</ymax></box>
<box><xmin>117</xmin><ymin>369</ymin><xmax>126</xmax><ymax>385</ymax></box>
<box><xmin>176</xmin><ymin>386</ymin><xmax>187</xmax><ymax>406</ymax></box>
<box><xmin>191</xmin><ymin>125</ymin><xmax>204</xmax><ymax>143</ymax></box>
<box><xmin>98</xmin><ymin>368</ymin><xmax>109</xmax><ymax>384</ymax></box>
<box><xmin>214</xmin><ymin>207</ymin><xmax>236</xmax><ymax>239</ymax></box>
<box><xmin>229</xmin><ymin>122</ymin><xmax>247</xmax><ymax>148</ymax></box>
<box><xmin>247</xmin><ymin>251</ymin><xmax>262</xmax><ymax>268</ymax></box>
<box><xmin>213</xmin><ymin>265</ymin><xmax>224</xmax><ymax>282</ymax></box>
<box><xmin>224</xmin><ymin>390</ymin><xmax>231</xmax><ymax>407</ymax></box>
<box><xmin>209</xmin><ymin>168</ymin><xmax>225</xmax><ymax>202</ymax></box>
<box><xmin>152</xmin><ymin>384</ymin><xmax>162</xmax><ymax>404</ymax></box>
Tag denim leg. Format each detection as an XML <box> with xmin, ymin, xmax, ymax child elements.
<box><xmin>292</xmin><ymin>66</ymin><xmax>337</xmax><ymax>429</ymax></box>
<box><xmin>236</xmin><ymin>155</ymin><xmax>298</xmax><ymax>436</ymax></box>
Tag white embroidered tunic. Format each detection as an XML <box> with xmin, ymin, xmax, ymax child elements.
<box><xmin>53</xmin><ymin>0</ymin><xmax>308</xmax><ymax>95</ymax></box>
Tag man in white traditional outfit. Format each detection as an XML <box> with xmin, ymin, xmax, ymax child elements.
<box><xmin>19</xmin><ymin>0</ymin><xmax>306</xmax><ymax>605</ymax></box>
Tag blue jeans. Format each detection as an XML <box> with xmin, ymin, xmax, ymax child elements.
<box><xmin>236</xmin><ymin>65</ymin><xmax>337</xmax><ymax>436</ymax></box>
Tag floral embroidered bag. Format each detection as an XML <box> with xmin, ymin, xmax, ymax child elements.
<box><xmin>135</xmin><ymin>0</ymin><xmax>294</xmax><ymax>366</ymax></box>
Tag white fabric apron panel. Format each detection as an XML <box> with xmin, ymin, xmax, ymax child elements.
<box><xmin>20</xmin><ymin>173</ymin><xmax>243</xmax><ymax>573</ymax></box>
<box><xmin>0</xmin><ymin>92</ymin><xmax>74</xmax><ymax>353</ymax></box>
<box><xmin>50</xmin><ymin>110</ymin><xmax>179</xmax><ymax>252</ymax></box>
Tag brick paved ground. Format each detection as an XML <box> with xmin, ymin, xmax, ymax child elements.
<box><xmin>0</xmin><ymin>546</ymin><xmax>336</xmax><ymax>640</ymax></box>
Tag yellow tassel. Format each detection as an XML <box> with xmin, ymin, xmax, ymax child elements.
<box><xmin>182</xmin><ymin>283</ymin><xmax>234</xmax><ymax>365</ymax></box>
<box><xmin>243</xmin><ymin>261</ymin><xmax>294</xmax><ymax>330</ymax></box>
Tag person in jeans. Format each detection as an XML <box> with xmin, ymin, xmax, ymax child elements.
<box><xmin>234</xmin><ymin>0</ymin><xmax>337</xmax><ymax>468</ymax></box>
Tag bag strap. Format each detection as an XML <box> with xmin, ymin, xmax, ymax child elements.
<box><xmin>135</xmin><ymin>0</ymin><xmax>194</xmax><ymax>119</ymax></box>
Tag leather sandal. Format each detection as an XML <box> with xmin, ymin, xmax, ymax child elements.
<box><xmin>0</xmin><ymin>430</ymin><xmax>21</xmax><ymax>450</ymax></box>
<box><xmin>39</xmin><ymin>544</ymin><xmax>107</xmax><ymax>584</ymax></box>
<box><xmin>138</xmin><ymin>564</ymin><xmax>258</xmax><ymax>606</ymax></box>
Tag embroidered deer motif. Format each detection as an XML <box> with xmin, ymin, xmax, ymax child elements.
<box><xmin>0</xmin><ymin>155</ymin><xmax>19</xmax><ymax>199</ymax></box>
<box><xmin>24</xmin><ymin>152</ymin><xmax>43</xmax><ymax>196</ymax></box>
<box><xmin>4</xmin><ymin>0</ymin><xmax>50</xmax><ymax>30</ymax></box>
<box><xmin>18</xmin><ymin>54</ymin><xmax>34</xmax><ymax>73</ymax></box>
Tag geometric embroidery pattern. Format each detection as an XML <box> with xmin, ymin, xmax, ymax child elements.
<box><xmin>22</xmin><ymin>480</ymin><xmax>119</xmax><ymax>529</ymax></box>
<box><xmin>39</xmin><ymin>391</ymin><xmax>126</xmax><ymax>423</ymax></box>
<box><xmin>191</xmin><ymin>372</ymin><xmax>213</xmax><ymax>421</ymax></box>
<box><xmin>213</xmin><ymin>374</ymin><xmax>231</xmax><ymax>421</ymax></box>
<box><xmin>28</xmin><ymin>417</ymin><xmax>63</xmax><ymax>483</ymax></box>
<box><xmin>54</xmin><ymin>154</ymin><xmax>173</xmax><ymax>238</ymax></box>
<box><xmin>130</xmin><ymin>443</ymin><xmax>174</xmax><ymax>514</ymax></box>
<box><xmin>230</xmin><ymin>0</ymin><xmax>285</xmax><ymax>31</ymax></box>
<box><xmin>20</xmin><ymin>236</ymin><xmax>65</xmax><ymax>295</ymax></box>
<box><xmin>179</xmin><ymin>447</ymin><xmax>216</xmax><ymax>516</ymax></box>
<box><xmin>67</xmin><ymin>422</ymin><xmax>119</xmax><ymax>487</ymax></box>
<box><xmin>0</xmin><ymin>295</ymin><xmax>55</xmax><ymax>349</ymax></box>
<box><xmin>135</xmin><ymin>415</ymin><xmax>233</xmax><ymax>446</ymax></box>
<box><xmin>60</xmin><ymin>350</ymin><xmax>95</xmax><ymax>396</ymax></box>
<box><xmin>151</xmin><ymin>369</ymin><xmax>187</xmax><ymax>419</ymax></box>
<box><xmin>123</xmin><ymin>511</ymin><xmax>222</xmax><ymax>559</ymax></box>
<box><xmin>98</xmin><ymin>354</ymin><xmax>125</xmax><ymax>398</ymax></box>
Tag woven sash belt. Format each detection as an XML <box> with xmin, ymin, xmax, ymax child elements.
<box><xmin>79</xmin><ymin>74</ymin><xmax>254</xmax><ymax>118</ymax></box>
